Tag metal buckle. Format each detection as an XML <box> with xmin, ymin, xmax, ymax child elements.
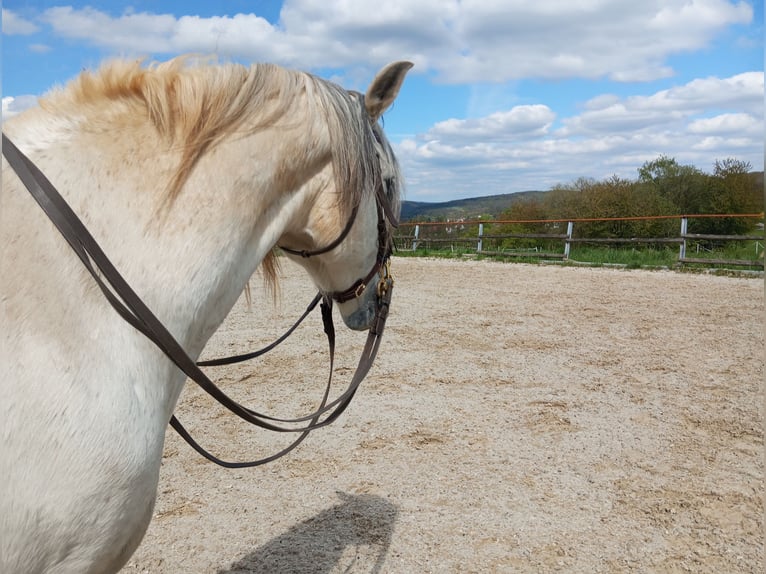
<box><xmin>377</xmin><ymin>259</ymin><xmax>394</xmax><ymax>298</ymax></box>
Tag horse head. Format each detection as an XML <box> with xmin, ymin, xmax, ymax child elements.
<box><xmin>279</xmin><ymin>61</ymin><xmax>413</xmax><ymax>331</ymax></box>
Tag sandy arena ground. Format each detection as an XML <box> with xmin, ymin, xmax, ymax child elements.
<box><xmin>123</xmin><ymin>257</ymin><xmax>763</xmax><ymax>573</ymax></box>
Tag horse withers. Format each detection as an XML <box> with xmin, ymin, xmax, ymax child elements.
<box><xmin>0</xmin><ymin>57</ymin><xmax>411</xmax><ymax>574</ymax></box>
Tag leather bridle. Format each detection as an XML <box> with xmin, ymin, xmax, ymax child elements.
<box><xmin>2</xmin><ymin>129</ymin><xmax>398</xmax><ymax>468</ymax></box>
<box><xmin>279</xmin><ymin>115</ymin><xmax>400</xmax><ymax>306</ymax></box>
<box><xmin>280</xmin><ymin>182</ymin><xmax>398</xmax><ymax>304</ymax></box>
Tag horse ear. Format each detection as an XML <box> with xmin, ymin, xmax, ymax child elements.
<box><xmin>364</xmin><ymin>61</ymin><xmax>414</xmax><ymax>121</ymax></box>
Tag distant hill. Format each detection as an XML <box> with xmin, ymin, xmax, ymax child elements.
<box><xmin>400</xmin><ymin>190</ymin><xmax>545</xmax><ymax>221</ymax></box>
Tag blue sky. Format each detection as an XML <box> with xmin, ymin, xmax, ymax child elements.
<box><xmin>2</xmin><ymin>1</ymin><xmax>763</xmax><ymax>202</ymax></box>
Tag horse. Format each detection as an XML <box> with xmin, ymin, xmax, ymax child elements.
<box><xmin>0</xmin><ymin>56</ymin><xmax>412</xmax><ymax>574</ymax></box>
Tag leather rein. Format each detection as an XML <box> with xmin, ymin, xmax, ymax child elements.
<box><xmin>2</xmin><ymin>132</ymin><xmax>397</xmax><ymax>468</ymax></box>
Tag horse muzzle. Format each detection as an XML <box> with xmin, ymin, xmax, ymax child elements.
<box><xmin>337</xmin><ymin>290</ymin><xmax>377</xmax><ymax>330</ymax></box>
<box><xmin>335</xmin><ymin>261</ymin><xmax>394</xmax><ymax>331</ymax></box>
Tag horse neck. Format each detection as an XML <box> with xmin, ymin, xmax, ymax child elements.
<box><xmin>7</xmin><ymin>115</ymin><xmax>328</xmax><ymax>363</ymax></box>
<box><xmin>120</xmin><ymin>137</ymin><xmax>328</xmax><ymax>360</ymax></box>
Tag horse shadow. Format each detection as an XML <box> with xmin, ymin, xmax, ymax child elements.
<box><xmin>218</xmin><ymin>492</ymin><xmax>398</xmax><ymax>574</ymax></box>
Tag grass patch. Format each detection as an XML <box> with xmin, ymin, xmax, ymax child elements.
<box><xmin>568</xmin><ymin>246</ymin><xmax>676</xmax><ymax>268</ymax></box>
<box><xmin>396</xmin><ymin>241</ymin><xmax>763</xmax><ymax>272</ymax></box>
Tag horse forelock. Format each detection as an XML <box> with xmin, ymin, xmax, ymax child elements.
<box><xmin>312</xmin><ymin>85</ymin><xmax>401</xmax><ymax>231</ymax></box>
<box><xmin>370</xmin><ymin>120</ymin><xmax>403</xmax><ymax>216</ymax></box>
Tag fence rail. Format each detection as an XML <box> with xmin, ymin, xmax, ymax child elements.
<box><xmin>394</xmin><ymin>213</ymin><xmax>764</xmax><ymax>269</ymax></box>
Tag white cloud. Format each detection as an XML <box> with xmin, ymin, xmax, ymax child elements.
<box><xmin>426</xmin><ymin>0</ymin><xmax>751</xmax><ymax>82</ymax></box>
<box><xmin>427</xmin><ymin>105</ymin><xmax>555</xmax><ymax>142</ymax></box>
<box><xmin>688</xmin><ymin>113</ymin><xmax>762</xmax><ymax>136</ymax></box>
<box><xmin>2</xmin><ymin>96</ymin><xmax>39</xmax><ymax>120</ymax></box>
<box><xmin>2</xmin><ymin>9</ymin><xmax>40</xmax><ymax>35</ymax></box>
<box><xmin>29</xmin><ymin>44</ymin><xmax>52</xmax><ymax>54</ymax></box>
<box><xmin>558</xmin><ymin>72</ymin><xmax>764</xmax><ymax>136</ymax></box>
<box><xmin>40</xmin><ymin>7</ymin><xmax>179</xmax><ymax>53</ymax></box>
<box><xmin>25</xmin><ymin>1</ymin><xmax>754</xmax><ymax>82</ymax></box>
<box><xmin>642</xmin><ymin>72</ymin><xmax>764</xmax><ymax>114</ymax></box>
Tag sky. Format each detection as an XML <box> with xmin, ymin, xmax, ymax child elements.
<box><xmin>2</xmin><ymin>1</ymin><xmax>764</xmax><ymax>202</ymax></box>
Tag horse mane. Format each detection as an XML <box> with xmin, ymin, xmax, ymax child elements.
<box><xmin>40</xmin><ymin>56</ymin><xmax>389</xmax><ymax>287</ymax></box>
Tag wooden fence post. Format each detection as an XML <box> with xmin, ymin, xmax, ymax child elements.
<box><xmin>679</xmin><ymin>217</ymin><xmax>688</xmax><ymax>262</ymax></box>
<box><xmin>564</xmin><ymin>221</ymin><xmax>574</xmax><ymax>259</ymax></box>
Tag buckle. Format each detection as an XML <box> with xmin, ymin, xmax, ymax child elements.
<box><xmin>376</xmin><ymin>259</ymin><xmax>394</xmax><ymax>298</ymax></box>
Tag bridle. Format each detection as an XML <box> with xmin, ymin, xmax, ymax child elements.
<box><xmin>280</xmin><ymin>181</ymin><xmax>398</xmax><ymax>304</ymax></box>
<box><xmin>279</xmin><ymin>108</ymin><xmax>400</xmax><ymax>305</ymax></box>
<box><xmin>2</xmin><ymin>123</ymin><xmax>399</xmax><ymax>468</ymax></box>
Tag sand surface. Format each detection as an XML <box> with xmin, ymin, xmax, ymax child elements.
<box><xmin>123</xmin><ymin>257</ymin><xmax>764</xmax><ymax>573</ymax></box>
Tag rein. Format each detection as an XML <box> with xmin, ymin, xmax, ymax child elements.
<box><xmin>2</xmin><ymin>132</ymin><xmax>395</xmax><ymax>468</ymax></box>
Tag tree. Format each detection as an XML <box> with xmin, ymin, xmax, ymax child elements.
<box><xmin>704</xmin><ymin>158</ymin><xmax>763</xmax><ymax>235</ymax></box>
<box><xmin>637</xmin><ymin>155</ymin><xmax>682</xmax><ymax>185</ymax></box>
<box><xmin>497</xmin><ymin>198</ymin><xmax>551</xmax><ymax>250</ymax></box>
<box><xmin>544</xmin><ymin>177</ymin><xmax>597</xmax><ymax>220</ymax></box>
<box><xmin>712</xmin><ymin>158</ymin><xmax>761</xmax><ymax>213</ymax></box>
<box><xmin>637</xmin><ymin>155</ymin><xmax>708</xmax><ymax>214</ymax></box>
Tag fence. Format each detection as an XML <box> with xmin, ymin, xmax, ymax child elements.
<box><xmin>394</xmin><ymin>213</ymin><xmax>764</xmax><ymax>269</ymax></box>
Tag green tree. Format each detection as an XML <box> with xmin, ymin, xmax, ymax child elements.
<box><xmin>637</xmin><ymin>155</ymin><xmax>708</xmax><ymax>214</ymax></box>
<box><xmin>542</xmin><ymin>170</ymin><xmax>677</xmax><ymax>240</ymax></box>
<box><xmin>497</xmin><ymin>198</ymin><xmax>551</xmax><ymax>250</ymax></box>
<box><xmin>572</xmin><ymin>176</ymin><xmax>673</xmax><ymax>239</ymax></box>
<box><xmin>703</xmin><ymin>158</ymin><xmax>763</xmax><ymax>235</ymax></box>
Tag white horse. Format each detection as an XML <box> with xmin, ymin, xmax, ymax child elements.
<box><xmin>0</xmin><ymin>56</ymin><xmax>411</xmax><ymax>574</ymax></box>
